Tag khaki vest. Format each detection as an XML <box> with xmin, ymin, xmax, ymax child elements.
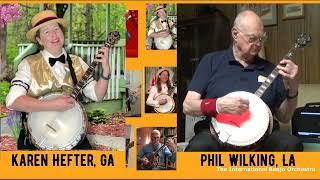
<box><xmin>25</xmin><ymin>53</ymin><xmax>85</xmax><ymax>98</ymax></box>
<box><xmin>155</xmin><ymin>18</ymin><xmax>174</xmax><ymax>32</ymax></box>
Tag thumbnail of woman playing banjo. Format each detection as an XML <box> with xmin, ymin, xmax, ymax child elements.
<box><xmin>146</xmin><ymin>68</ymin><xmax>176</xmax><ymax>113</ymax></box>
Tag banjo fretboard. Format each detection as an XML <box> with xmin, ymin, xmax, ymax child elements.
<box><xmin>254</xmin><ymin>33</ymin><xmax>311</xmax><ymax>98</ymax></box>
<box><xmin>70</xmin><ymin>31</ymin><xmax>120</xmax><ymax>99</ymax></box>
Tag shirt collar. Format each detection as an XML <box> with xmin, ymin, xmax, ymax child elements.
<box><xmin>41</xmin><ymin>49</ymin><xmax>67</xmax><ymax>63</ymax></box>
<box><xmin>227</xmin><ymin>47</ymin><xmax>265</xmax><ymax>70</ymax></box>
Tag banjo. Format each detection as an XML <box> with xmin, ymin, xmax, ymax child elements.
<box><xmin>210</xmin><ymin>33</ymin><xmax>311</xmax><ymax>150</ymax></box>
<box><xmin>154</xmin><ymin>19</ymin><xmax>175</xmax><ymax>50</ymax></box>
<box><xmin>154</xmin><ymin>31</ymin><xmax>173</xmax><ymax>50</ymax></box>
<box><xmin>27</xmin><ymin>31</ymin><xmax>120</xmax><ymax>150</ymax></box>
<box><xmin>154</xmin><ymin>85</ymin><xmax>176</xmax><ymax>113</ymax></box>
<box><xmin>138</xmin><ymin>144</ymin><xmax>166</xmax><ymax>170</ymax></box>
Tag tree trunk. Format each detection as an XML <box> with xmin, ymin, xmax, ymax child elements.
<box><xmin>85</xmin><ymin>4</ymin><xmax>92</xmax><ymax>40</ymax></box>
<box><xmin>0</xmin><ymin>25</ymin><xmax>7</xmax><ymax>75</ymax></box>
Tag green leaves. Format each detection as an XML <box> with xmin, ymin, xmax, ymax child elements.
<box><xmin>0</xmin><ymin>81</ymin><xmax>10</xmax><ymax>104</ymax></box>
<box><xmin>87</xmin><ymin>109</ymin><xmax>108</xmax><ymax>124</ymax></box>
<box><xmin>70</xmin><ymin>4</ymin><xmax>125</xmax><ymax>41</ymax></box>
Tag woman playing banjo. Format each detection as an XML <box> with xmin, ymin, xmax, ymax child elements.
<box><xmin>183</xmin><ymin>10</ymin><xmax>303</xmax><ymax>152</ymax></box>
<box><xmin>146</xmin><ymin>68</ymin><xmax>176</xmax><ymax>113</ymax></box>
<box><xmin>147</xmin><ymin>5</ymin><xmax>177</xmax><ymax>50</ymax></box>
<box><xmin>6</xmin><ymin>10</ymin><xmax>111</xmax><ymax>150</ymax></box>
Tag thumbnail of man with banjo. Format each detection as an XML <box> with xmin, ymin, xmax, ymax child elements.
<box><xmin>147</xmin><ymin>5</ymin><xmax>177</xmax><ymax>50</ymax></box>
<box><xmin>6</xmin><ymin>10</ymin><xmax>119</xmax><ymax>150</ymax></box>
<box><xmin>137</xmin><ymin>129</ymin><xmax>176</xmax><ymax>170</ymax></box>
<box><xmin>183</xmin><ymin>10</ymin><xmax>310</xmax><ymax>151</ymax></box>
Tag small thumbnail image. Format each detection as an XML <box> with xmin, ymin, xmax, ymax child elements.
<box><xmin>145</xmin><ymin>67</ymin><xmax>177</xmax><ymax>114</ymax></box>
<box><xmin>126</xmin><ymin>71</ymin><xmax>142</xmax><ymax>117</ymax></box>
<box><xmin>126</xmin><ymin>125</ymin><xmax>134</xmax><ymax>168</ymax></box>
<box><xmin>126</xmin><ymin>10</ymin><xmax>138</xmax><ymax>57</ymax></box>
<box><xmin>146</xmin><ymin>3</ymin><xmax>177</xmax><ymax>50</ymax></box>
<box><xmin>137</xmin><ymin>127</ymin><xmax>177</xmax><ymax>170</ymax></box>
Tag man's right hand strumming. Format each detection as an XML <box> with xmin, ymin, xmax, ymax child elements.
<box><xmin>216</xmin><ymin>96</ymin><xmax>249</xmax><ymax>115</ymax></box>
<box><xmin>142</xmin><ymin>157</ymin><xmax>150</xmax><ymax>165</ymax></box>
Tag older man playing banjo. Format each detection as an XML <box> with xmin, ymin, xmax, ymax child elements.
<box><xmin>137</xmin><ymin>129</ymin><xmax>176</xmax><ymax>170</ymax></box>
<box><xmin>183</xmin><ymin>10</ymin><xmax>303</xmax><ymax>151</ymax></box>
<box><xmin>6</xmin><ymin>10</ymin><xmax>112</xmax><ymax>150</ymax></box>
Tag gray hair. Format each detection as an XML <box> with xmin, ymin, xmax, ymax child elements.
<box><xmin>152</xmin><ymin>129</ymin><xmax>161</xmax><ymax>136</ymax></box>
<box><xmin>233</xmin><ymin>10</ymin><xmax>259</xmax><ymax>29</ymax></box>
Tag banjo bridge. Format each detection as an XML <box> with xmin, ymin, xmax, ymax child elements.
<box><xmin>46</xmin><ymin>123</ymin><xmax>57</xmax><ymax>133</ymax></box>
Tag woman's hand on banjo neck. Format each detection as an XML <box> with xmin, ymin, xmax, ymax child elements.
<box><xmin>93</xmin><ymin>47</ymin><xmax>111</xmax><ymax>101</ymax></box>
<box><xmin>94</xmin><ymin>47</ymin><xmax>110</xmax><ymax>75</ymax></box>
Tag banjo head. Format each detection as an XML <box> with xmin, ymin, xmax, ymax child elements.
<box><xmin>154</xmin><ymin>94</ymin><xmax>175</xmax><ymax>113</ymax></box>
<box><xmin>212</xmin><ymin>91</ymin><xmax>273</xmax><ymax>147</ymax></box>
<box><xmin>154</xmin><ymin>35</ymin><xmax>173</xmax><ymax>50</ymax></box>
<box><xmin>28</xmin><ymin>93</ymin><xmax>87</xmax><ymax>150</ymax></box>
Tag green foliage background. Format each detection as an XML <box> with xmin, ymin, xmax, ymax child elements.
<box><xmin>69</xmin><ymin>4</ymin><xmax>125</xmax><ymax>41</ymax></box>
<box><xmin>6</xmin><ymin>4</ymin><xmax>125</xmax><ymax>68</ymax></box>
<box><xmin>0</xmin><ymin>81</ymin><xmax>10</xmax><ymax>104</ymax></box>
<box><xmin>2</xmin><ymin>4</ymin><xmax>125</xmax><ymax>107</ymax></box>
<box><xmin>146</xmin><ymin>4</ymin><xmax>177</xmax><ymax>28</ymax></box>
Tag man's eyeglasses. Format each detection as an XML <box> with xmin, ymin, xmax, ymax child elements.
<box><xmin>237</xmin><ymin>29</ymin><xmax>267</xmax><ymax>45</ymax></box>
<box><xmin>151</xmin><ymin>136</ymin><xmax>160</xmax><ymax>139</ymax></box>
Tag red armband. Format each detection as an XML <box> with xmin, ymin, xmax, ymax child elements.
<box><xmin>200</xmin><ymin>98</ymin><xmax>218</xmax><ymax>117</ymax></box>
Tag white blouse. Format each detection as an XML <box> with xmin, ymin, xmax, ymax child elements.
<box><xmin>6</xmin><ymin>49</ymin><xmax>97</xmax><ymax>108</ymax></box>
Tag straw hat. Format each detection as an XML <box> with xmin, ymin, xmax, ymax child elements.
<box><xmin>26</xmin><ymin>10</ymin><xmax>67</xmax><ymax>42</ymax></box>
<box><xmin>154</xmin><ymin>5</ymin><xmax>166</xmax><ymax>15</ymax></box>
<box><xmin>156</xmin><ymin>67</ymin><xmax>174</xmax><ymax>81</ymax></box>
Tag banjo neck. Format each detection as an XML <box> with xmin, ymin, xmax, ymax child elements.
<box><xmin>70</xmin><ymin>61</ymin><xmax>99</xmax><ymax>99</ymax></box>
<box><xmin>254</xmin><ymin>67</ymin><xmax>280</xmax><ymax>98</ymax></box>
<box><xmin>167</xmin><ymin>85</ymin><xmax>176</xmax><ymax>97</ymax></box>
<box><xmin>70</xmin><ymin>31</ymin><xmax>120</xmax><ymax>99</ymax></box>
<box><xmin>254</xmin><ymin>33</ymin><xmax>311</xmax><ymax>98</ymax></box>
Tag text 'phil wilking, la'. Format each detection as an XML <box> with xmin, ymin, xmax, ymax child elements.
<box><xmin>200</xmin><ymin>153</ymin><xmax>296</xmax><ymax>167</ymax></box>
